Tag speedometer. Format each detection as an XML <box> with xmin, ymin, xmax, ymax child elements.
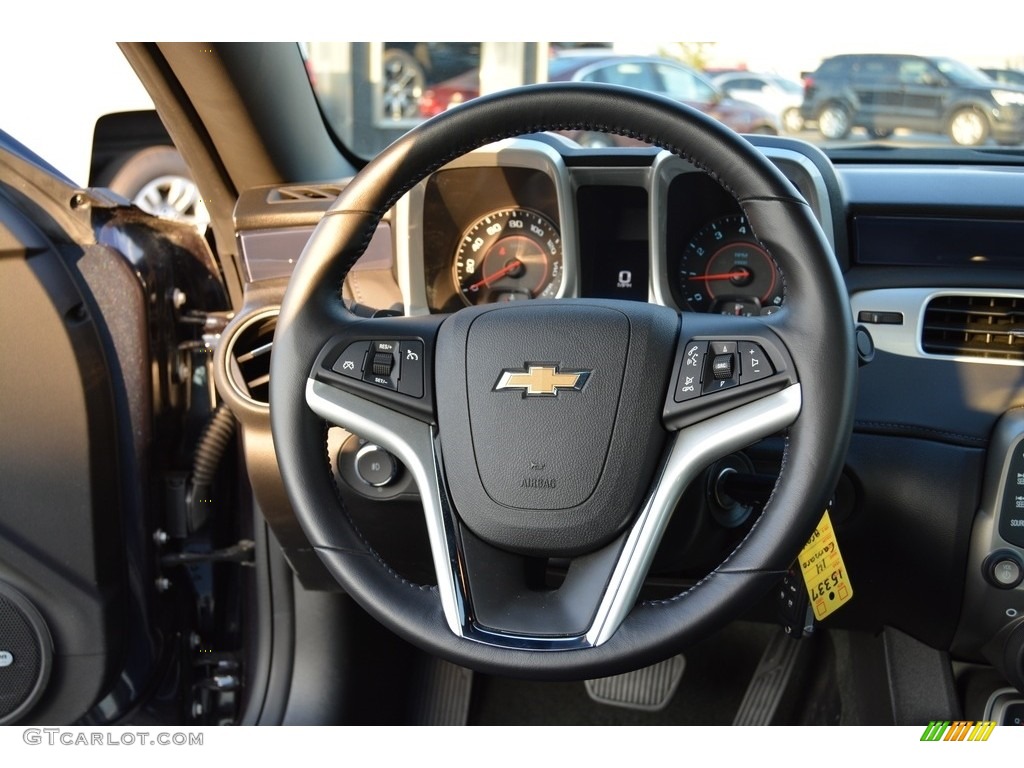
<box><xmin>453</xmin><ymin>208</ymin><xmax>562</xmax><ymax>305</ymax></box>
<box><xmin>677</xmin><ymin>214</ymin><xmax>784</xmax><ymax>315</ymax></box>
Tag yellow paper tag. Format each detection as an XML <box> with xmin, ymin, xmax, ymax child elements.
<box><xmin>798</xmin><ymin>510</ymin><xmax>853</xmax><ymax>621</ymax></box>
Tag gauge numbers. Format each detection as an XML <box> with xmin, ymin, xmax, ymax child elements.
<box><xmin>453</xmin><ymin>208</ymin><xmax>562</xmax><ymax>306</ymax></box>
<box><xmin>678</xmin><ymin>214</ymin><xmax>784</xmax><ymax>315</ymax></box>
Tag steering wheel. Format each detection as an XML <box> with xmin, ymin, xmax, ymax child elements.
<box><xmin>269</xmin><ymin>83</ymin><xmax>856</xmax><ymax>680</ymax></box>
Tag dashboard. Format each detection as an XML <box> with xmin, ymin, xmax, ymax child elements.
<box><xmin>224</xmin><ymin>133</ymin><xmax>1024</xmax><ymax>697</ymax></box>
<box><xmin>235</xmin><ymin>135</ymin><xmax>837</xmax><ymax>316</ymax></box>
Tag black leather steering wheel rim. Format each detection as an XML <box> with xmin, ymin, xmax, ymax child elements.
<box><xmin>269</xmin><ymin>82</ymin><xmax>856</xmax><ymax>680</ymax></box>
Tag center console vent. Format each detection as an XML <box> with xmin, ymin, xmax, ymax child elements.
<box><xmin>922</xmin><ymin>295</ymin><xmax>1024</xmax><ymax>361</ymax></box>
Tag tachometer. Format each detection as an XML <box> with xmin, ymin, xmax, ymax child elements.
<box><xmin>677</xmin><ymin>214</ymin><xmax>784</xmax><ymax>315</ymax></box>
<box><xmin>453</xmin><ymin>209</ymin><xmax>562</xmax><ymax>305</ymax></box>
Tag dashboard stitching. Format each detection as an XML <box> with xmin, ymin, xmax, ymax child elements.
<box><xmin>854</xmin><ymin>420</ymin><xmax>988</xmax><ymax>446</ymax></box>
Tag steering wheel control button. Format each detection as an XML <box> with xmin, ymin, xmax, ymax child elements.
<box><xmin>738</xmin><ymin>341</ymin><xmax>773</xmax><ymax>383</ymax></box>
<box><xmin>397</xmin><ymin>341</ymin><xmax>424</xmax><ymax>398</ymax></box>
<box><xmin>703</xmin><ymin>341</ymin><xmax>739</xmax><ymax>393</ymax></box>
<box><xmin>371</xmin><ymin>342</ymin><xmax>397</xmax><ymax>376</ymax></box>
<box><xmin>354</xmin><ymin>443</ymin><xmax>399</xmax><ymax>487</ymax></box>
<box><xmin>362</xmin><ymin>341</ymin><xmax>399</xmax><ymax>390</ymax></box>
<box><xmin>712</xmin><ymin>353</ymin><xmax>734</xmax><ymax>380</ymax></box>
<box><xmin>371</xmin><ymin>351</ymin><xmax>394</xmax><ymax>376</ymax></box>
<box><xmin>332</xmin><ymin>340</ymin><xmax>370</xmax><ymax>379</ymax></box>
<box><xmin>675</xmin><ymin>341</ymin><xmax>707</xmax><ymax>401</ymax></box>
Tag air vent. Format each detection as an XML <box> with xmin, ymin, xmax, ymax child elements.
<box><xmin>921</xmin><ymin>295</ymin><xmax>1024</xmax><ymax>361</ymax></box>
<box><xmin>226</xmin><ymin>309</ymin><xmax>278</xmax><ymax>405</ymax></box>
<box><xmin>267</xmin><ymin>184</ymin><xmax>345</xmax><ymax>203</ymax></box>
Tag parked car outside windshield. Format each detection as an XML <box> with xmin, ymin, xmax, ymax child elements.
<box><xmin>413</xmin><ymin>52</ymin><xmax>779</xmax><ymax>149</ymax></box>
<box><xmin>548</xmin><ymin>54</ymin><xmax>780</xmax><ymax>141</ymax></box>
<box><xmin>711</xmin><ymin>71</ymin><xmax>806</xmax><ymax>133</ymax></box>
<box><xmin>983</xmin><ymin>67</ymin><xmax>1024</xmax><ymax>88</ymax></box>
<box><xmin>801</xmin><ymin>52</ymin><xmax>1024</xmax><ymax>145</ymax></box>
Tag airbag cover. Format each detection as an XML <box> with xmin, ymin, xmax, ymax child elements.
<box><xmin>435</xmin><ymin>300</ymin><xmax>677</xmax><ymax>556</ymax></box>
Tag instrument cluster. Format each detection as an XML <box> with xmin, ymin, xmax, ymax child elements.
<box><xmin>419</xmin><ymin>145</ymin><xmax>786</xmax><ymax>316</ymax></box>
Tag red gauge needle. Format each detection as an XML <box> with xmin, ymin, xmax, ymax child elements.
<box><xmin>688</xmin><ymin>268</ymin><xmax>751</xmax><ymax>282</ymax></box>
<box><xmin>469</xmin><ymin>258</ymin><xmax>523</xmax><ymax>290</ymax></box>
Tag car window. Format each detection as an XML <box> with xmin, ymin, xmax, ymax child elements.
<box><xmin>933</xmin><ymin>56</ymin><xmax>994</xmax><ymax>86</ymax></box>
<box><xmin>657</xmin><ymin>63</ymin><xmax>715</xmax><ymax>101</ymax></box>
<box><xmin>727</xmin><ymin>77</ymin><xmax>764</xmax><ymax>92</ymax></box>
<box><xmin>898</xmin><ymin>58</ymin><xmax>938</xmax><ymax>85</ymax></box>
<box><xmin>582</xmin><ymin>62</ymin><xmax>660</xmax><ymax>91</ymax></box>
<box><xmin>856</xmin><ymin>56</ymin><xmax>898</xmax><ymax>83</ymax></box>
<box><xmin>775</xmin><ymin>77</ymin><xmax>803</xmax><ymax>94</ymax></box>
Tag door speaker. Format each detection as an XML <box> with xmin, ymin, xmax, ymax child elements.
<box><xmin>0</xmin><ymin>582</ymin><xmax>52</xmax><ymax>724</ymax></box>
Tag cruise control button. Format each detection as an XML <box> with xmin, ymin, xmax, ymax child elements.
<box><xmin>371</xmin><ymin>351</ymin><xmax>395</xmax><ymax>376</ymax></box>
<box><xmin>675</xmin><ymin>341</ymin><xmax>707</xmax><ymax>402</ymax></box>
<box><xmin>364</xmin><ymin>341</ymin><xmax>399</xmax><ymax>390</ymax></box>
<box><xmin>332</xmin><ymin>340</ymin><xmax>370</xmax><ymax>378</ymax></box>
<box><xmin>738</xmin><ymin>341</ymin><xmax>773</xmax><ymax>383</ymax></box>
<box><xmin>397</xmin><ymin>341</ymin><xmax>424</xmax><ymax>398</ymax></box>
<box><xmin>366</xmin><ymin>374</ymin><xmax>397</xmax><ymax>390</ymax></box>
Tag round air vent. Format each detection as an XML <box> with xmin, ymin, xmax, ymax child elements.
<box><xmin>224</xmin><ymin>308</ymin><xmax>279</xmax><ymax>407</ymax></box>
<box><xmin>0</xmin><ymin>582</ymin><xmax>52</xmax><ymax>725</ymax></box>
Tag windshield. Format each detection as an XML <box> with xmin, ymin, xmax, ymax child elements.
<box><xmin>302</xmin><ymin>42</ymin><xmax>1024</xmax><ymax>159</ymax></box>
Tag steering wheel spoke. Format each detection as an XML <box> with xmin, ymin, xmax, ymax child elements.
<box><xmin>308</xmin><ymin>314</ymin><xmax>445</xmax><ymax>425</ymax></box>
<box><xmin>663</xmin><ymin>313</ymin><xmax>798</xmax><ymax>430</ymax></box>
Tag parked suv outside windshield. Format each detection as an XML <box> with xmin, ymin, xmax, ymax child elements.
<box><xmin>801</xmin><ymin>52</ymin><xmax>1024</xmax><ymax>146</ymax></box>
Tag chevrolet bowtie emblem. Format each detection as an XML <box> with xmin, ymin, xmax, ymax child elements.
<box><xmin>494</xmin><ymin>365</ymin><xmax>591</xmax><ymax>396</ymax></box>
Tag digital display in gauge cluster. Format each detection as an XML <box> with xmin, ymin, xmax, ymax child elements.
<box><xmin>576</xmin><ymin>185</ymin><xmax>650</xmax><ymax>302</ymax></box>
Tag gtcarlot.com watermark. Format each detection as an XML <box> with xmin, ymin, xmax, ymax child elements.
<box><xmin>23</xmin><ymin>729</ymin><xmax>203</xmax><ymax>747</ymax></box>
